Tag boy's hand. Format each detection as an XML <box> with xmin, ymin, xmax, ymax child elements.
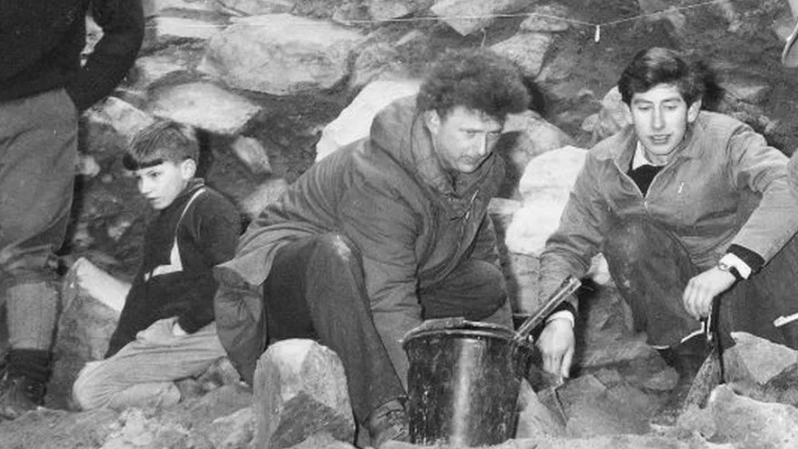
<box><xmin>536</xmin><ymin>318</ymin><xmax>575</xmax><ymax>378</ymax></box>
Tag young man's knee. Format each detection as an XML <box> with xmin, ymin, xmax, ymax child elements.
<box><xmin>604</xmin><ymin>218</ymin><xmax>657</xmax><ymax>263</ymax></box>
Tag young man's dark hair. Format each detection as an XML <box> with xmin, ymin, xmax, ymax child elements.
<box><xmin>416</xmin><ymin>48</ymin><xmax>530</xmax><ymax>121</ymax></box>
<box><xmin>618</xmin><ymin>47</ymin><xmax>723</xmax><ymax>110</ymax></box>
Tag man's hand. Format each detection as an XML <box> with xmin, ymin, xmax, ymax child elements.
<box><xmin>536</xmin><ymin>318</ymin><xmax>575</xmax><ymax>378</ymax></box>
<box><xmin>683</xmin><ymin>266</ymin><xmax>736</xmax><ymax>319</ymax></box>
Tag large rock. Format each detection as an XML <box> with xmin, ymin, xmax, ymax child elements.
<box><xmin>556</xmin><ymin>374</ymin><xmax>653</xmax><ymax>437</ymax></box>
<box><xmin>201</xmin><ymin>14</ymin><xmax>364</xmax><ymax>95</ymax></box>
<box><xmin>231</xmin><ymin>136</ymin><xmax>272</xmax><ymax>176</ymax></box>
<box><xmin>519</xmin><ymin>4</ymin><xmax>571</xmax><ymax>32</ymax></box>
<box><xmin>253</xmin><ymin>339</ymin><xmax>355</xmax><ymax>449</ymax></box>
<box><xmin>145</xmin><ymin>82</ymin><xmax>262</xmax><ymax>135</ymax></box>
<box><xmin>143</xmin><ymin>0</ymin><xmax>218</xmax><ymax>17</ymax></box>
<box><xmin>725</xmin><ymin>332</ymin><xmax>798</xmax><ymax>385</ymax></box>
<box><xmin>50</xmin><ymin>268</ymin><xmax>121</xmax><ymax>410</ymax></box>
<box><xmin>431</xmin><ymin>0</ymin><xmax>539</xmax><ymax>36</ymax></box>
<box><xmin>146</xmin><ymin>16</ymin><xmax>223</xmax><ymax>49</ymax></box>
<box><xmin>491</xmin><ymin>32</ymin><xmax>553</xmax><ymax>77</ymax></box>
<box><xmin>504</xmin><ymin>145</ymin><xmax>587</xmax><ymax>255</ymax></box>
<box><xmin>368</xmin><ymin>0</ymin><xmax>434</xmax><ymax>21</ymax></box>
<box><xmin>498</xmin><ymin>111</ymin><xmax>575</xmax><ymax>199</ymax></box>
<box><xmin>348</xmin><ymin>42</ymin><xmax>412</xmax><ymax>91</ymax></box>
<box><xmin>132</xmin><ymin>53</ymin><xmax>192</xmax><ymax>88</ymax></box>
<box><xmin>681</xmin><ymin>385</ymin><xmax>798</xmax><ymax>447</ymax></box>
<box><xmin>720</xmin><ymin>73</ymin><xmax>772</xmax><ymax>105</ymax></box>
<box><xmin>82</xmin><ymin>97</ymin><xmax>155</xmax><ymax>169</ymax></box>
<box><xmin>218</xmin><ymin>0</ymin><xmax>296</xmax><ymax>15</ymax></box>
<box><xmin>582</xmin><ymin>86</ymin><xmax>629</xmax><ymax>144</ymax></box>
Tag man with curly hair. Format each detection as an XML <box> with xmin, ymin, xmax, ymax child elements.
<box><xmin>214</xmin><ymin>48</ymin><xmax>531</xmax><ymax>447</ymax></box>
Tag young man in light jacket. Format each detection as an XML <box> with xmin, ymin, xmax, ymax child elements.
<box><xmin>536</xmin><ymin>47</ymin><xmax>798</xmax><ymax>412</ymax></box>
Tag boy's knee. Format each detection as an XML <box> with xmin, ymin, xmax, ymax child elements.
<box><xmin>71</xmin><ymin>362</ymin><xmax>108</xmax><ymax>410</ymax></box>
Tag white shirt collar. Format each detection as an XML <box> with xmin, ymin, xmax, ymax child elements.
<box><xmin>631</xmin><ymin>141</ymin><xmax>665</xmax><ymax>169</ymax></box>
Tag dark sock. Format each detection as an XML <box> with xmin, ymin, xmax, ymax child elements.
<box><xmin>7</xmin><ymin>349</ymin><xmax>51</xmax><ymax>384</ymax></box>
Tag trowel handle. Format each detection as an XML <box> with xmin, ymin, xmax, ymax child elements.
<box><xmin>515</xmin><ymin>276</ymin><xmax>581</xmax><ymax>341</ymax></box>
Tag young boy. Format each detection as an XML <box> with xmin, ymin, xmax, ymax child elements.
<box><xmin>72</xmin><ymin>119</ymin><xmax>241</xmax><ymax>410</ymax></box>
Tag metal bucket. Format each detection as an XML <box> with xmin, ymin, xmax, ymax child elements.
<box><xmin>403</xmin><ymin>320</ymin><xmax>533</xmax><ymax>447</ymax></box>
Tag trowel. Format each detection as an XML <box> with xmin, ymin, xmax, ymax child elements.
<box><xmin>513</xmin><ymin>276</ymin><xmax>582</xmax><ymax>425</ymax></box>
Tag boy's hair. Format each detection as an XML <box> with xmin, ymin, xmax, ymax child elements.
<box><xmin>123</xmin><ymin>119</ymin><xmax>199</xmax><ymax>170</ymax></box>
<box><xmin>618</xmin><ymin>47</ymin><xmax>724</xmax><ymax>109</ymax></box>
<box><xmin>416</xmin><ymin>48</ymin><xmax>531</xmax><ymax>122</ymax></box>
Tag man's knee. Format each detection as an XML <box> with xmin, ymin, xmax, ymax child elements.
<box><xmin>313</xmin><ymin>233</ymin><xmax>360</xmax><ymax>264</ymax></box>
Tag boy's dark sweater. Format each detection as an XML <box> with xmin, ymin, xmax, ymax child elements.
<box><xmin>106</xmin><ymin>180</ymin><xmax>241</xmax><ymax>358</ymax></box>
<box><xmin>0</xmin><ymin>0</ymin><xmax>144</xmax><ymax>111</ymax></box>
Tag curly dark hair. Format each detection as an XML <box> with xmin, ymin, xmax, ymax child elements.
<box><xmin>416</xmin><ymin>48</ymin><xmax>531</xmax><ymax>121</ymax></box>
<box><xmin>618</xmin><ymin>47</ymin><xmax>724</xmax><ymax>110</ymax></box>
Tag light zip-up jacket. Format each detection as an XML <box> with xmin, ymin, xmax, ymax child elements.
<box><xmin>540</xmin><ymin>111</ymin><xmax>798</xmax><ymax>300</ymax></box>
<box><xmin>214</xmin><ymin>96</ymin><xmax>505</xmax><ymax>384</ymax></box>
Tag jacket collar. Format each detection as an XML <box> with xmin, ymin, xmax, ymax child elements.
<box><xmin>161</xmin><ymin>178</ymin><xmax>205</xmax><ymax>214</ymax></box>
<box><xmin>409</xmin><ymin>114</ymin><xmax>498</xmax><ymax>201</ymax></box>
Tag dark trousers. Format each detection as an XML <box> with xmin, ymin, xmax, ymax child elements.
<box><xmin>603</xmin><ymin>217</ymin><xmax>798</xmax><ymax>350</ymax></box>
<box><xmin>263</xmin><ymin>233</ymin><xmax>510</xmax><ymax>424</ymax></box>
<box><xmin>263</xmin><ymin>234</ymin><xmax>405</xmax><ymax>424</ymax></box>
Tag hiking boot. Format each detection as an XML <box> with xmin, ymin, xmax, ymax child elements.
<box><xmin>0</xmin><ymin>373</ymin><xmax>45</xmax><ymax>420</ymax></box>
<box><xmin>367</xmin><ymin>399</ymin><xmax>410</xmax><ymax>448</ymax></box>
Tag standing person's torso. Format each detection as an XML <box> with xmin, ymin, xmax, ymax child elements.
<box><xmin>0</xmin><ymin>0</ymin><xmax>90</xmax><ymax>102</ymax></box>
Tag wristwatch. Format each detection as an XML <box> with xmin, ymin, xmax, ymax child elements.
<box><xmin>717</xmin><ymin>260</ymin><xmax>743</xmax><ymax>282</ymax></box>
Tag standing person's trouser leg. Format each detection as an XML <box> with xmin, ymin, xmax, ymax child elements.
<box><xmin>604</xmin><ymin>217</ymin><xmax>798</xmax><ymax>350</ymax></box>
<box><xmin>0</xmin><ymin>89</ymin><xmax>78</xmax><ymax>413</ymax></box>
<box><xmin>262</xmin><ymin>233</ymin><xmax>406</xmax><ymax>425</ymax></box>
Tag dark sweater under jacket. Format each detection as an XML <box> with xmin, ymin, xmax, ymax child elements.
<box><xmin>0</xmin><ymin>0</ymin><xmax>144</xmax><ymax>111</ymax></box>
<box><xmin>106</xmin><ymin>181</ymin><xmax>241</xmax><ymax>358</ymax></box>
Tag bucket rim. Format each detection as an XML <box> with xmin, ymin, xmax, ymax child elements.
<box><xmin>402</xmin><ymin>319</ymin><xmax>529</xmax><ymax>348</ymax></box>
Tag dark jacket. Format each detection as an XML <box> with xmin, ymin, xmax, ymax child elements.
<box><xmin>106</xmin><ymin>180</ymin><xmax>241</xmax><ymax>357</ymax></box>
<box><xmin>214</xmin><ymin>96</ymin><xmax>505</xmax><ymax>384</ymax></box>
<box><xmin>0</xmin><ymin>0</ymin><xmax>144</xmax><ymax>111</ymax></box>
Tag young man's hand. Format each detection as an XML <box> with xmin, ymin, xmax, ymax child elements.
<box><xmin>536</xmin><ymin>318</ymin><xmax>575</xmax><ymax>378</ymax></box>
<box><xmin>683</xmin><ymin>267</ymin><xmax>736</xmax><ymax>319</ymax></box>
